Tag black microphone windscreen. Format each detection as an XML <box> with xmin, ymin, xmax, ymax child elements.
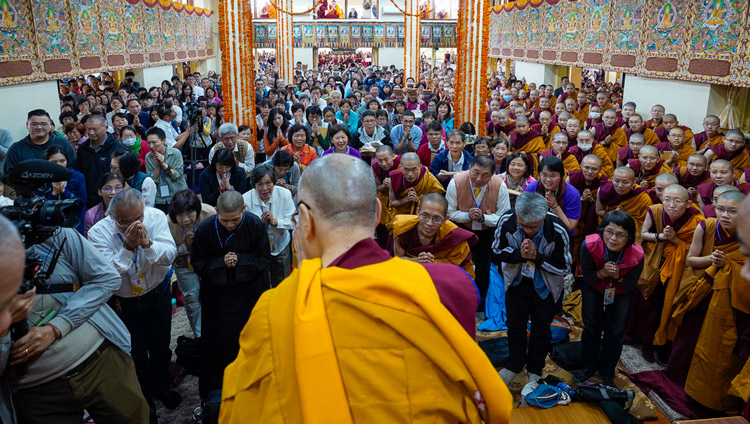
<box><xmin>8</xmin><ymin>159</ymin><xmax>72</xmax><ymax>189</ymax></box>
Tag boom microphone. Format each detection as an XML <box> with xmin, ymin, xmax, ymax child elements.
<box><xmin>8</xmin><ymin>159</ymin><xmax>72</xmax><ymax>194</ymax></box>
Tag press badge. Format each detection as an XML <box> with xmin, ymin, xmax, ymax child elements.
<box><xmin>521</xmin><ymin>261</ymin><xmax>536</xmax><ymax>279</ymax></box>
<box><xmin>160</xmin><ymin>184</ymin><xmax>170</xmax><ymax>197</ymax></box>
<box><xmin>472</xmin><ymin>221</ymin><xmax>483</xmax><ymax>231</ymax></box>
<box><xmin>132</xmin><ymin>272</ymin><xmax>147</xmax><ymax>295</ymax></box>
<box><xmin>604</xmin><ymin>287</ymin><xmax>616</xmax><ymax>305</ymax></box>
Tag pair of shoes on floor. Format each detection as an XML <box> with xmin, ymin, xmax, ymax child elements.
<box><xmin>157</xmin><ymin>390</ymin><xmax>182</xmax><ymax>409</ymax></box>
<box><xmin>572</xmin><ymin>368</ymin><xmax>596</xmax><ymax>384</ymax></box>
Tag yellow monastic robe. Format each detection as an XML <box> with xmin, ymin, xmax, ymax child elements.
<box><xmin>220</xmin><ymin>257</ymin><xmax>514</xmax><ymax>424</ymax></box>
<box><xmin>685</xmin><ymin>241</ymin><xmax>750</xmax><ymax>412</ymax></box>
<box><xmin>638</xmin><ymin>204</ymin><xmax>704</xmax><ymax>346</ymax></box>
<box><xmin>669</xmin><ymin>143</ymin><xmax>697</xmax><ymax>169</ymax></box>
<box><xmin>599</xmin><ymin>127</ymin><xmax>628</xmax><ymax>164</ymax></box>
<box><xmin>389</xmin><ymin>168</ymin><xmax>446</xmax><ymax>217</ymax></box>
<box><xmin>392</xmin><ymin>214</ymin><xmax>476</xmax><ymax>278</ymax></box>
<box><xmin>599</xmin><ymin>184</ymin><xmax>653</xmax><ymax>238</ymax></box>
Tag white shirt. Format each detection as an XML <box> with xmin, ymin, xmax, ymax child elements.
<box><xmin>88</xmin><ymin>207</ymin><xmax>177</xmax><ymax>298</ymax></box>
<box><xmin>193</xmin><ymin>85</ymin><xmax>205</xmax><ymax>97</ymax></box>
<box><xmin>207</xmin><ymin>142</ymin><xmax>256</xmax><ymax>174</ymax></box>
<box><xmin>154</xmin><ymin>119</ymin><xmax>179</xmax><ymax>148</ymax></box>
<box><xmin>242</xmin><ymin>186</ymin><xmax>295</xmax><ymax>256</ymax></box>
<box><xmin>141</xmin><ymin>177</ymin><xmax>156</xmax><ymax>207</ymax></box>
<box><xmin>446</xmin><ymin>178</ymin><xmax>511</xmax><ymax>228</ymax></box>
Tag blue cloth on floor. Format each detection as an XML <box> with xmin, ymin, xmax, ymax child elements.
<box><xmin>478</xmin><ymin>263</ymin><xmax>507</xmax><ymax>331</ymax></box>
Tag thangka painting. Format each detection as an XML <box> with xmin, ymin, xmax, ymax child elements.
<box><xmin>443</xmin><ymin>24</ymin><xmax>454</xmax><ymax>44</ymax></box>
<box><xmin>268</xmin><ymin>24</ymin><xmax>277</xmax><ymax>40</ymax></box>
<box><xmin>432</xmin><ymin>24</ymin><xmax>442</xmax><ymax>42</ymax></box>
<box><xmin>70</xmin><ymin>0</ymin><xmax>101</xmax><ymax>55</ymax></box>
<box><xmin>339</xmin><ymin>24</ymin><xmax>349</xmax><ymax>44</ymax></box>
<box><xmin>560</xmin><ymin>0</ymin><xmax>586</xmax><ymax>49</ymax></box>
<box><xmin>421</xmin><ymin>24</ymin><xmax>431</xmax><ymax>43</ymax></box>
<box><xmin>303</xmin><ymin>24</ymin><xmax>314</xmax><ymax>45</ymax></box>
<box><xmin>31</xmin><ymin>0</ymin><xmax>71</xmax><ymax>55</ymax></box>
<box><xmin>525</xmin><ymin>7</ymin><xmax>542</xmax><ymax>50</ymax></box>
<box><xmin>293</xmin><ymin>25</ymin><xmax>302</xmax><ymax>41</ymax></box>
<box><xmin>123</xmin><ymin>2</ymin><xmax>143</xmax><ymax>52</ymax></box>
<box><xmin>583</xmin><ymin>0</ymin><xmax>611</xmax><ymax>51</ymax></box>
<box><xmin>690</xmin><ymin>0</ymin><xmax>745</xmax><ymax>56</ymax></box>
<box><xmin>643</xmin><ymin>0</ymin><xmax>690</xmax><ymax>53</ymax></box>
<box><xmin>142</xmin><ymin>5</ymin><xmax>161</xmax><ymax>51</ymax></box>
<box><xmin>162</xmin><ymin>10</ymin><xmax>176</xmax><ymax>52</ymax></box>
<box><xmin>540</xmin><ymin>2</ymin><xmax>559</xmax><ymax>50</ymax></box>
<box><xmin>327</xmin><ymin>24</ymin><xmax>338</xmax><ymax>41</ymax></box>
<box><xmin>610</xmin><ymin>0</ymin><xmax>643</xmax><ymax>51</ymax></box>
<box><xmin>0</xmin><ymin>0</ymin><xmax>35</xmax><ymax>56</ymax></box>
<box><xmin>362</xmin><ymin>24</ymin><xmax>372</xmax><ymax>40</ymax></box>
<box><xmin>513</xmin><ymin>9</ymin><xmax>527</xmax><ymax>49</ymax></box>
<box><xmin>397</xmin><ymin>24</ymin><xmax>405</xmax><ymax>40</ymax></box>
<box><xmin>101</xmin><ymin>1</ymin><xmax>124</xmax><ymax>52</ymax></box>
<box><xmin>373</xmin><ymin>24</ymin><xmax>384</xmax><ymax>44</ymax></box>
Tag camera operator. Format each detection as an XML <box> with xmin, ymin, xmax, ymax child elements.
<box><xmin>0</xmin><ymin>215</ymin><xmax>24</xmax><ymax>423</ymax></box>
<box><xmin>0</xmin><ymin>217</ymin><xmax>149</xmax><ymax>423</ymax></box>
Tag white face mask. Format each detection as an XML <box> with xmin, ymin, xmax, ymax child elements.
<box><xmin>122</xmin><ymin>137</ymin><xmax>138</xmax><ymax>147</ymax></box>
<box><xmin>578</xmin><ymin>143</ymin><xmax>593</xmax><ymax>152</ymax></box>
<box><xmin>589</xmin><ymin>112</ymin><xmax>601</xmax><ymax>119</ymax></box>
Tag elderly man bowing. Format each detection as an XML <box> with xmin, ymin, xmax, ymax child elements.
<box><xmin>220</xmin><ymin>154</ymin><xmax>513</xmax><ymax>424</ymax></box>
<box><xmin>493</xmin><ymin>192</ymin><xmax>571</xmax><ymax>386</ymax></box>
<box><xmin>446</xmin><ymin>155</ymin><xmax>510</xmax><ymax>311</ymax></box>
<box><xmin>87</xmin><ymin>189</ymin><xmax>179</xmax><ymax>420</ymax></box>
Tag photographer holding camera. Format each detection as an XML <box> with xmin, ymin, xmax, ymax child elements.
<box><xmin>0</xmin><ymin>218</ymin><xmax>149</xmax><ymax>423</ymax></box>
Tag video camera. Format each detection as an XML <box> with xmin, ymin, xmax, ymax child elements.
<box><xmin>1</xmin><ymin>160</ymin><xmax>82</xmax><ymax>377</ymax></box>
<box><xmin>185</xmin><ymin>101</ymin><xmax>204</xmax><ymax>129</ymax></box>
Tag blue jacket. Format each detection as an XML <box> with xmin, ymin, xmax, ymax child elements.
<box><xmin>429</xmin><ymin>149</ymin><xmax>473</xmax><ymax>177</ymax></box>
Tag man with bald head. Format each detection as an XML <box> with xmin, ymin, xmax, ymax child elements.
<box><xmin>531</xmin><ymin>96</ymin><xmax>552</xmax><ymax>123</ymax></box>
<box><xmin>645</xmin><ymin>104</ymin><xmax>665</xmax><ymax>129</ymax></box>
<box><xmin>593</xmin><ymin>91</ymin><xmax>614</xmax><ymax>112</ymax></box>
<box><xmin>393</xmin><ymin>193</ymin><xmax>478</xmax><ymax>278</ymax></box>
<box><xmin>648</xmin><ymin>173</ymin><xmax>679</xmax><ymax>204</ymax></box>
<box><xmin>676</xmin><ymin>154</ymin><xmax>711</xmax><ymax>200</ymax></box>
<box><xmin>593</xmin><ymin>109</ymin><xmax>628</xmax><ymax>164</ymax></box>
<box><xmin>567</xmin><ymin>154</ymin><xmax>609</xmax><ymax>267</ymax></box>
<box><xmin>694</xmin><ymin>114</ymin><xmax>724</xmax><ymax>154</ymax></box>
<box><xmin>221</xmin><ymin>154</ymin><xmax>513</xmax><ymax>423</ymax></box>
<box><xmin>630</xmin><ymin>184</ymin><xmax>704</xmax><ymax>357</ymax></box>
<box><xmin>390</xmin><ymin>152</ymin><xmax>445</xmax><ymax>218</ymax></box>
<box><xmin>628</xmin><ymin>145</ymin><xmax>671</xmax><ymax>190</ymax></box>
<box><xmin>704</xmin><ymin>129</ymin><xmax>750</xmax><ymax>180</ymax></box>
<box><xmin>697</xmin><ymin>159</ymin><xmax>746</xmax><ymax>209</ymax></box>
<box><xmin>625</xmin><ymin>114</ymin><xmax>659</xmax><ymax>146</ymax></box>
<box><xmin>372</xmin><ymin>145</ymin><xmax>401</xmax><ymax>246</ymax></box>
<box><xmin>0</xmin><ymin>215</ymin><xmax>23</xmax><ymax>423</ymax></box>
<box><xmin>495</xmin><ymin>109</ymin><xmax>516</xmax><ymax>138</ymax></box>
<box><xmin>654</xmin><ymin>114</ymin><xmax>694</xmax><ymax>144</ymax></box>
<box><xmin>596</xmin><ymin>166</ymin><xmax>653</xmax><ymax>236</ymax></box>
<box><xmin>617</xmin><ymin>132</ymin><xmax>645</xmax><ymax>167</ymax></box>
<box><xmin>540</xmin><ymin>132</ymin><xmax>580</xmax><ymax>174</ymax></box>
<box><xmin>573</xmin><ymin>92</ymin><xmax>590</xmax><ymax>123</ymax></box>
<box><xmin>558</xmin><ymin>82</ymin><xmax>577</xmax><ymax>103</ymax></box>
<box><xmin>684</xmin><ymin>190</ymin><xmax>750</xmax><ymax>412</ymax></box>
<box><xmin>531</xmin><ymin>110</ymin><xmax>561</xmax><ymax>147</ymax></box>
<box><xmin>509</xmin><ymin>116</ymin><xmax>545</xmax><ymax>171</ymax></box>
<box><xmin>656</xmin><ymin>126</ymin><xmax>696</xmax><ymax>169</ymax></box>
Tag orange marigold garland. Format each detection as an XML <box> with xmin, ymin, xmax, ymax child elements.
<box><xmin>479</xmin><ymin>0</ymin><xmax>491</xmax><ymax>137</ymax></box>
<box><xmin>219</xmin><ymin>0</ymin><xmax>234</xmax><ymax>123</ymax></box>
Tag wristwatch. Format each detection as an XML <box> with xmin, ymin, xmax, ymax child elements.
<box><xmin>144</xmin><ymin>238</ymin><xmax>153</xmax><ymax>249</ymax></box>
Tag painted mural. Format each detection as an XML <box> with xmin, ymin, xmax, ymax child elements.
<box><xmin>489</xmin><ymin>0</ymin><xmax>750</xmax><ymax>87</ymax></box>
<box><xmin>0</xmin><ymin>0</ymin><xmax>213</xmax><ymax>87</ymax></box>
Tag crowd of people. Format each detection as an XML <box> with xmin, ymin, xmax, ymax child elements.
<box><xmin>0</xmin><ymin>58</ymin><xmax>748</xmax><ymax>424</ymax></box>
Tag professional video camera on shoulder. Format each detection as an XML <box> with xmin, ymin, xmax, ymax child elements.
<box><xmin>1</xmin><ymin>160</ymin><xmax>82</xmax><ymax>377</ymax></box>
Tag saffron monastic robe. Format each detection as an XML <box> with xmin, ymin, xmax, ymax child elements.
<box><xmin>625</xmin><ymin>127</ymin><xmax>660</xmax><ymax>146</ymax></box>
<box><xmin>539</xmin><ymin>149</ymin><xmax>580</xmax><ymax>174</ymax></box>
<box><xmin>510</xmin><ymin>129</ymin><xmax>546</xmax><ymax>177</ymax></box>
<box><xmin>675</xmin><ymin>166</ymin><xmax>711</xmax><ymax>190</ymax></box>
<box><xmin>593</xmin><ymin>122</ymin><xmax>628</xmax><ymax>164</ymax></box>
<box><xmin>694</xmin><ymin>131</ymin><xmax>725</xmax><ymax>151</ymax></box>
<box><xmin>655</xmin><ymin>126</ymin><xmax>695</xmax><ymax>145</ymax></box>
<box><xmin>709</xmin><ymin>144</ymin><xmax>750</xmax><ymax>180</ymax></box>
<box><xmin>628</xmin><ymin>158</ymin><xmax>672</xmax><ymax>188</ymax></box>
<box><xmin>685</xmin><ymin>226</ymin><xmax>750</xmax><ymax>411</ymax></box>
<box><xmin>655</xmin><ymin>141</ymin><xmax>696</xmax><ymax>169</ymax></box>
<box><xmin>569</xmin><ymin>144</ymin><xmax>614</xmax><ymax>178</ymax></box>
<box><xmin>392</xmin><ymin>214</ymin><xmax>478</xmax><ymax>278</ymax></box>
<box><xmin>636</xmin><ymin>204</ymin><xmax>704</xmax><ymax>346</ymax></box>
<box><xmin>220</xmin><ymin>248</ymin><xmax>514</xmax><ymax>424</ymax></box>
<box><xmin>598</xmin><ymin>181</ymin><xmax>652</xmax><ymax>236</ymax></box>
<box><xmin>569</xmin><ymin>170</ymin><xmax>609</xmax><ymax>272</ymax></box>
<box><xmin>389</xmin><ymin>166</ymin><xmax>446</xmax><ymax>217</ymax></box>
<box><xmin>372</xmin><ymin>156</ymin><xmax>401</xmax><ymax>228</ymax></box>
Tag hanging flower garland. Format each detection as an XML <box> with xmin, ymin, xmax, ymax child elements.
<box><xmin>218</xmin><ymin>0</ymin><xmax>234</xmax><ymax>123</ymax></box>
<box><xmin>244</xmin><ymin>0</ymin><xmax>258</xmax><ymax>149</ymax></box>
<box><xmin>479</xmin><ymin>0</ymin><xmax>491</xmax><ymax>137</ymax></box>
<box><xmin>389</xmin><ymin>0</ymin><xmax>421</xmax><ymax>17</ymax></box>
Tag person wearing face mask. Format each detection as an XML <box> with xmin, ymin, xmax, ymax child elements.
<box><xmin>119</xmin><ymin>125</ymin><xmax>151</xmax><ymax>171</ymax></box>
<box><xmin>631</xmin><ymin>184</ymin><xmax>704</xmax><ymax>363</ymax></box>
<box><xmin>585</xmin><ymin>105</ymin><xmax>602</xmax><ymax>130</ymax></box>
<box><xmin>568</xmin><ymin>129</ymin><xmax>614</xmax><ymax>177</ymax></box>
<box><xmin>628</xmin><ymin>145</ymin><xmax>671</xmax><ymax>190</ymax></box>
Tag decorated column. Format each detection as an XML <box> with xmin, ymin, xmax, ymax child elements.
<box><xmin>218</xmin><ymin>0</ymin><xmax>257</xmax><ymax>148</ymax></box>
<box><xmin>455</xmin><ymin>0</ymin><xmax>491</xmax><ymax>135</ymax></box>
<box><xmin>273</xmin><ymin>0</ymin><xmax>296</xmax><ymax>84</ymax></box>
<box><xmin>402</xmin><ymin>0</ymin><xmax>421</xmax><ymax>81</ymax></box>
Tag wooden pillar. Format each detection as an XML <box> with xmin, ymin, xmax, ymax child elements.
<box><xmin>569</xmin><ymin>66</ymin><xmax>582</xmax><ymax>89</ymax></box>
<box><xmin>404</xmin><ymin>0</ymin><xmax>420</xmax><ymax>81</ymax></box>
<box><xmin>275</xmin><ymin>0</ymin><xmax>295</xmax><ymax>84</ymax></box>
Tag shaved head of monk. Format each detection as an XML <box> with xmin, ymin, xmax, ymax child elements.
<box><xmin>638</xmin><ymin>145</ymin><xmax>659</xmax><ymax>171</ymax></box>
<box><xmin>710</xmin><ymin>159</ymin><xmax>734</xmax><ymax>186</ymax></box>
<box><xmin>581</xmin><ymin>155</ymin><xmax>602</xmax><ymax>181</ymax></box>
<box><xmin>400</xmin><ymin>153</ymin><xmax>422</xmax><ymax>185</ymax></box>
<box><xmin>718</xmin><ymin>190</ymin><xmax>745</xmax><ymax>233</ymax></box>
<box><xmin>662</xmin><ymin>184</ymin><xmax>689</xmax><ymax>220</ymax></box>
<box><xmin>612</xmin><ymin>167</ymin><xmax>636</xmax><ymax>195</ymax></box>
